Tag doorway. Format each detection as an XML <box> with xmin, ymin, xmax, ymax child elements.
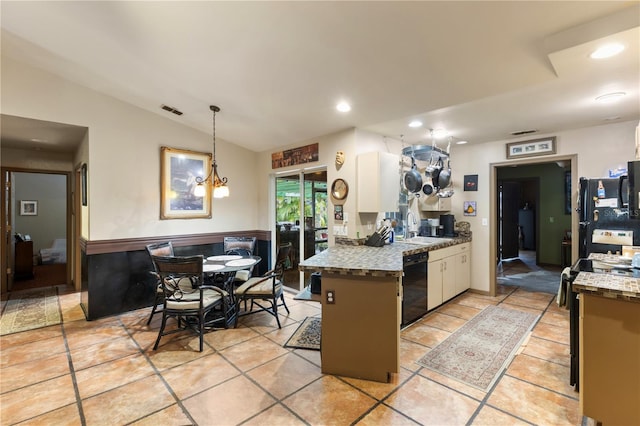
<box><xmin>274</xmin><ymin>169</ymin><xmax>327</xmax><ymax>290</ymax></box>
<box><xmin>2</xmin><ymin>169</ymin><xmax>70</xmax><ymax>293</ymax></box>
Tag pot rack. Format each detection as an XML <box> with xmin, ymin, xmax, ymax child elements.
<box><xmin>401</xmin><ymin>144</ymin><xmax>448</xmax><ymax>162</ymax></box>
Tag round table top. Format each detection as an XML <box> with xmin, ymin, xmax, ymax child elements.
<box><xmin>203</xmin><ymin>255</ymin><xmax>261</xmax><ymax>273</ymax></box>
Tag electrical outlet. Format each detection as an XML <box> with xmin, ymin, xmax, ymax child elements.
<box><xmin>482</xmin><ymin>218</ymin><xmax>488</xmax><ymax>226</ymax></box>
<box><xmin>326</xmin><ymin>290</ymin><xmax>335</xmax><ymax>304</ymax></box>
<box><xmin>549</xmin><ymin>216</ymin><xmax>554</xmax><ymax>223</ymax></box>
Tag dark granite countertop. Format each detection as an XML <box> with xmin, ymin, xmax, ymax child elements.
<box><xmin>298</xmin><ymin>236</ymin><xmax>471</xmax><ymax>277</ymax></box>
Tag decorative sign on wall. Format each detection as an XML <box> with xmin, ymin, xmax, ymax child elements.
<box><xmin>463</xmin><ymin>174</ymin><xmax>478</xmax><ymax>191</ymax></box>
<box><xmin>463</xmin><ymin>201</ymin><xmax>477</xmax><ymax>216</ymax></box>
<box><xmin>506</xmin><ymin>137</ymin><xmax>556</xmax><ymax>159</ymax></box>
<box><xmin>271</xmin><ymin>143</ymin><xmax>319</xmax><ymax>169</ymax></box>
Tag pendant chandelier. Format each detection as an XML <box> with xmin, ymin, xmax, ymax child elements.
<box><xmin>194</xmin><ymin>105</ymin><xmax>229</xmax><ymax>198</ymax></box>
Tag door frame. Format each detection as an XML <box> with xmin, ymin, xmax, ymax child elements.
<box><xmin>489</xmin><ymin>154</ymin><xmax>577</xmax><ymax>297</ymax></box>
<box><xmin>1</xmin><ymin>167</ymin><xmax>73</xmax><ymax>294</ymax></box>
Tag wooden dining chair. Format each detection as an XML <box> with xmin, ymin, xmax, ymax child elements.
<box><xmin>234</xmin><ymin>243</ymin><xmax>291</xmax><ymax>328</ymax></box>
<box><xmin>145</xmin><ymin>241</ymin><xmax>174</xmax><ymax>325</ymax></box>
<box><xmin>151</xmin><ymin>255</ymin><xmax>230</xmax><ymax>352</ymax></box>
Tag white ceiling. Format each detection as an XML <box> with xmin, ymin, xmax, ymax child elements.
<box><xmin>1</xmin><ymin>1</ymin><xmax>638</xmax><ymax>154</ymax></box>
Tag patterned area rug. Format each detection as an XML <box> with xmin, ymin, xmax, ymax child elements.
<box><xmin>284</xmin><ymin>316</ymin><xmax>321</xmax><ymax>350</ymax></box>
<box><xmin>417</xmin><ymin>305</ymin><xmax>539</xmax><ymax>391</ymax></box>
<box><xmin>0</xmin><ymin>287</ymin><xmax>61</xmax><ymax>335</ymax></box>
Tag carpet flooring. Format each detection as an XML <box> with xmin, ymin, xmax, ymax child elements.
<box><xmin>0</xmin><ymin>287</ymin><xmax>61</xmax><ymax>335</ymax></box>
<box><xmin>417</xmin><ymin>305</ymin><xmax>539</xmax><ymax>391</ymax></box>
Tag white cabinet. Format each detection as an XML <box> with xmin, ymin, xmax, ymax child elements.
<box><xmin>357</xmin><ymin>151</ymin><xmax>399</xmax><ymax>213</ymax></box>
<box><xmin>418</xmin><ymin>196</ymin><xmax>451</xmax><ymax>212</ymax></box>
<box><xmin>427</xmin><ymin>243</ymin><xmax>471</xmax><ymax>310</ymax></box>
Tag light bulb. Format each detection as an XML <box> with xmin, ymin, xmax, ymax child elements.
<box><xmin>194</xmin><ymin>183</ymin><xmax>206</xmax><ymax>197</ymax></box>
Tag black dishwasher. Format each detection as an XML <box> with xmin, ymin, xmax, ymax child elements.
<box><xmin>402</xmin><ymin>252</ymin><xmax>428</xmax><ymax>327</ymax></box>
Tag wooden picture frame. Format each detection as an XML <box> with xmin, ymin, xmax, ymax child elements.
<box><xmin>20</xmin><ymin>200</ymin><xmax>38</xmax><ymax>216</ymax></box>
<box><xmin>506</xmin><ymin>137</ymin><xmax>556</xmax><ymax>159</ymax></box>
<box><xmin>81</xmin><ymin>163</ymin><xmax>88</xmax><ymax>206</ymax></box>
<box><xmin>160</xmin><ymin>146</ymin><xmax>212</xmax><ymax>219</ymax></box>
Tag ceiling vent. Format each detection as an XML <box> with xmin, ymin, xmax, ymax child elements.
<box><xmin>161</xmin><ymin>104</ymin><xmax>183</xmax><ymax>116</ymax></box>
<box><xmin>510</xmin><ymin>129</ymin><xmax>537</xmax><ymax>136</ymax></box>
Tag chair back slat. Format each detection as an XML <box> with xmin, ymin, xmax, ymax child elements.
<box><xmin>224</xmin><ymin>237</ymin><xmax>257</xmax><ymax>255</ymax></box>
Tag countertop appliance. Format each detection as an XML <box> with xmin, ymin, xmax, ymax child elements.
<box><xmin>440</xmin><ymin>214</ymin><xmax>456</xmax><ymax>237</ymax></box>
<box><xmin>577</xmin><ymin>176</ymin><xmax>639</xmax><ymax>258</ymax></box>
<box><xmin>402</xmin><ymin>252</ymin><xmax>428</xmax><ymax>327</ymax></box>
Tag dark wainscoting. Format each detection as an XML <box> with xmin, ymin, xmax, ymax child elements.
<box><xmin>80</xmin><ymin>231</ymin><xmax>272</xmax><ymax>320</ymax></box>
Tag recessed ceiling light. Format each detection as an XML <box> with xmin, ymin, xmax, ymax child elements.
<box><xmin>595</xmin><ymin>92</ymin><xmax>626</xmax><ymax>103</ymax></box>
<box><xmin>590</xmin><ymin>43</ymin><xmax>625</xmax><ymax>59</ymax></box>
<box><xmin>408</xmin><ymin>120</ymin><xmax>423</xmax><ymax>128</ymax></box>
<box><xmin>336</xmin><ymin>102</ymin><xmax>351</xmax><ymax>112</ymax></box>
<box><xmin>456</xmin><ymin>140</ymin><xmax>468</xmax><ymax>145</ymax></box>
<box><xmin>430</xmin><ymin>128</ymin><xmax>448</xmax><ymax>139</ymax></box>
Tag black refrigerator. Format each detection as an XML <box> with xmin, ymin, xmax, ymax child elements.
<box><xmin>578</xmin><ymin>174</ymin><xmax>640</xmax><ymax>258</ymax></box>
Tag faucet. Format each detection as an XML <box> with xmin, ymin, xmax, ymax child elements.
<box><xmin>406</xmin><ymin>211</ymin><xmax>418</xmax><ymax>239</ymax></box>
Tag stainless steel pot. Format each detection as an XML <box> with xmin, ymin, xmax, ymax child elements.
<box><xmin>403</xmin><ymin>156</ymin><xmax>423</xmax><ymax>193</ymax></box>
<box><xmin>438</xmin><ymin>159</ymin><xmax>451</xmax><ymax>189</ymax></box>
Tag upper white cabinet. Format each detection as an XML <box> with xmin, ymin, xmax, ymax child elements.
<box><xmin>418</xmin><ymin>196</ymin><xmax>451</xmax><ymax>211</ymax></box>
<box><xmin>357</xmin><ymin>151</ymin><xmax>399</xmax><ymax>213</ymax></box>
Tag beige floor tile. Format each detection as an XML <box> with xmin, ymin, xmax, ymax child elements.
<box><xmin>356</xmin><ymin>403</ymin><xmax>421</xmax><ymax>425</ymax></box>
<box><xmin>1</xmin><ymin>334</ymin><xmax>67</xmax><ymax>367</ymax></box>
<box><xmin>414</xmin><ymin>312</ymin><xmax>466</xmax><ymax>332</ymax></box>
<box><xmin>0</xmin><ymin>374</ymin><xmax>77</xmax><ymax>424</ymax></box>
<box><xmin>506</xmin><ymin>354</ymin><xmax>578</xmax><ymax>399</ymax></box>
<box><xmin>75</xmin><ymin>353</ymin><xmax>156</xmax><ymax>399</ymax></box>
<box><xmin>183</xmin><ymin>375</ymin><xmax>276</xmax><ymax>425</ymax></box>
<box><xmin>436</xmin><ymin>303</ymin><xmax>482</xmax><ymax>320</ymax></box>
<box><xmin>283</xmin><ymin>375</ymin><xmax>376</xmax><ymax>425</ymax></box>
<box><xmin>341</xmin><ymin>368</ymin><xmax>413</xmax><ymax>401</ymax></box>
<box><xmin>385</xmin><ymin>374</ymin><xmax>479</xmax><ymax>425</ymax></box>
<box><xmin>417</xmin><ymin>366</ymin><xmax>487</xmax><ymax>401</ymax></box>
<box><xmin>14</xmin><ymin>402</ymin><xmax>82</xmax><ymax>426</ymax></box>
<box><xmin>247</xmin><ymin>352</ymin><xmax>322</xmax><ymax>399</ymax></box>
<box><xmin>471</xmin><ymin>405</ymin><xmax>531</xmax><ymax>425</ymax></box>
<box><xmin>161</xmin><ymin>352</ymin><xmax>239</xmax><ymax>399</ymax></box>
<box><xmin>512</xmin><ymin>288</ymin><xmax>555</xmax><ymax>302</ymax></box>
<box><xmin>540</xmin><ymin>309</ymin><xmax>570</xmax><ymax>327</ymax></box>
<box><xmin>1</xmin><ymin>352</ymin><xmax>69</xmax><ymax>393</ymax></box>
<box><xmin>531</xmin><ymin>322</ymin><xmax>570</xmax><ymax>345</ymax></box>
<box><xmin>0</xmin><ymin>324</ymin><xmax>63</xmax><ymax>349</ymax></box>
<box><xmin>70</xmin><ymin>335</ymin><xmax>140</xmax><ymax>371</ymax></box>
<box><xmin>488</xmin><ymin>375</ymin><xmax>581</xmax><ymax>425</ymax></box>
<box><xmin>264</xmin><ymin>322</ymin><xmax>301</xmax><ymax>346</ymax></box>
<box><xmin>401</xmin><ymin>324</ymin><xmax>451</xmax><ymax>348</ymax></box>
<box><xmin>283</xmin><ymin>301</ymin><xmax>322</xmax><ymax>322</ymax></box>
<box><xmin>220</xmin><ymin>335</ymin><xmax>289</xmax><ymax>372</ymax></box>
<box><xmin>243</xmin><ymin>403</ymin><xmax>307</xmax><ymax>425</ymax></box>
<box><xmin>203</xmin><ymin>324</ymin><xmax>260</xmax><ymax>350</ymax></box>
<box><xmin>502</xmin><ymin>294</ymin><xmax>551</xmax><ymax>311</ymax></box>
<box><xmin>82</xmin><ymin>375</ymin><xmax>176</xmax><ymax>425</ymax></box>
<box><xmin>453</xmin><ymin>294</ymin><xmax>499</xmax><ymax>310</ymax></box>
<box><xmin>129</xmin><ymin>403</ymin><xmax>193</xmax><ymax>426</ymax></box>
<box><xmin>238</xmin><ymin>310</ymin><xmax>298</xmax><ymax>333</ymax></box>
<box><xmin>146</xmin><ymin>334</ymin><xmax>215</xmax><ymax>370</ymax></box>
<box><xmin>522</xmin><ymin>335</ymin><xmax>570</xmax><ymax>367</ymax></box>
<box><xmin>63</xmin><ymin>318</ymin><xmax>129</xmax><ymax>351</ymax></box>
<box><xmin>399</xmin><ymin>339</ymin><xmax>430</xmax><ymax>372</ymax></box>
<box><xmin>294</xmin><ymin>347</ymin><xmax>321</xmax><ymax>367</ymax></box>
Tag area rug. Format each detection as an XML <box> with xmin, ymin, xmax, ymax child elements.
<box><xmin>0</xmin><ymin>287</ymin><xmax>61</xmax><ymax>335</ymax></box>
<box><xmin>416</xmin><ymin>305</ymin><xmax>538</xmax><ymax>391</ymax></box>
<box><xmin>284</xmin><ymin>316</ymin><xmax>321</xmax><ymax>350</ymax></box>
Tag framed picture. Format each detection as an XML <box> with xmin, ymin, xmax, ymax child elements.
<box><xmin>160</xmin><ymin>146</ymin><xmax>212</xmax><ymax>219</ymax></box>
<box><xmin>334</xmin><ymin>204</ymin><xmax>344</xmax><ymax>221</ymax></box>
<box><xmin>20</xmin><ymin>200</ymin><xmax>38</xmax><ymax>216</ymax></box>
<box><xmin>463</xmin><ymin>201</ymin><xmax>477</xmax><ymax>216</ymax></box>
<box><xmin>81</xmin><ymin>163</ymin><xmax>88</xmax><ymax>206</ymax></box>
<box><xmin>463</xmin><ymin>174</ymin><xmax>478</xmax><ymax>191</ymax></box>
<box><xmin>506</xmin><ymin>137</ymin><xmax>556</xmax><ymax>159</ymax></box>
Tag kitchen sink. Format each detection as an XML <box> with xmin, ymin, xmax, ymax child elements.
<box><xmin>404</xmin><ymin>236</ymin><xmax>453</xmax><ymax>245</ymax></box>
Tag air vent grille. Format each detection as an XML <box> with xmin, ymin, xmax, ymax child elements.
<box><xmin>510</xmin><ymin>129</ymin><xmax>537</xmax><ymax>136</ymax></box>
<box><xmin>161</xmin><ymin>104</ymin><xmax>183</xmax><ymax>116</ymax></box>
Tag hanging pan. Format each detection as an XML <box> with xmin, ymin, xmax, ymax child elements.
<box><xmin>403</xmin><ymin>155</ymin><xmax>423</xmax><ymax>194</ymax></box>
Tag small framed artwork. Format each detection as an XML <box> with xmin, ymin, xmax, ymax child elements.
<box><xmin>463</xmin><ymin>201</ymin><xmax>477</xmax><ymax>216</ymax></box>
<box><xmin>463</xmin><ymin>174</ymin><xmax>478</xmax><ymax>191</ymax></box>
<box><xmin>160</xmin><ymin>146</ymin><xmax>212</xmax><ymax>219</ymax></box>
<box><xmin>20</xmin><ymin>200</ymin><xmax>38</xmax><ymax>216</ymax></box>
<box><xmin>81</xmin><ymin>163</ymin><xmax>88</xmax><ymax>206</ymax></box>
<box><xmin>506</xmin><ymin>137</ymin><xmax>556</xmax><ymax>159</ymax></box>
<box><xmin>334</xmin><ymin>204</ymin><xmax>344</xmax><ymax>221</ymax></box>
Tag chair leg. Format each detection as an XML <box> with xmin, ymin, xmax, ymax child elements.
<box><xmin>198</xmin><ymin>312</ymin><xmax>205</xmax><ymax>352</ymax></box>
<box><xmin>147</xmin><ymin>293</ymin><xmax>162</xmax><ymax>325</ymax></box>
<box><xmin>153</xmin><ymin>313</ymin><xmax>168</xmax><ymax>350</ymax></box>
<box><xmin>272</xmin><ymin>297</ymin><xmax>282</xmax><ymax>329</ymax></box>
<box><xmin>280</xmin><ymin>293</ymin><xmax>290</xmax><ymax>314</ymax></box>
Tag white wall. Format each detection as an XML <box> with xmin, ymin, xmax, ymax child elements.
<box><xmin>2</xmin><ymin>56</ymin><xmax>261</xmax><ymax>240</ymax></box>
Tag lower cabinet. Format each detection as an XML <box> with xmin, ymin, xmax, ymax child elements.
<box><xmin>427</xmin><ymin>243</ymin><xmax>470</xmax><ymax>310</ymax></box>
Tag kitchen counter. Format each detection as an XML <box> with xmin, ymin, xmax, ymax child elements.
<box><xmin>298</xmin><ymin>236</ymin><xmax>471</xmax><ymax>277</ymax></box>
<box><xmin>572</xmin><ymin>271</ymin><xmax>640</xmax><ymax>301</ymax></box>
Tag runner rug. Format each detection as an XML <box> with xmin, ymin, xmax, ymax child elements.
<box><xmin>0</xmin><ymin>287</ymin><xmax>61</xmax><ymax>335</ymax></box>
<box><xmin>416</xmin><ymin>305</ymin><xmax>538</xmax><ymax>391</ymax></box>
<box><xmin>284</xmin><ymin>316</ymin><xmax>321</xmax><ymax>350</ymax></box>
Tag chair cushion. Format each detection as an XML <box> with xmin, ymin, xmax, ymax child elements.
<box><xmin>235</xmin><ymin>277</ymin><xmax>282</xmax><ymax>296</ymax></box>
<box><xmin>234</xmin><ymin>270</ymin><xmax>250</xmax><ymax>282</ymax></box>
<box><xmin>166</xmin><ymin>288</ymin><xmax>222</xmax><ymax>310</ymax></box>
<box><xmin>164</xmin><ymin>277</ymin><xmax>195</xmax><ymax>292</ymax></box>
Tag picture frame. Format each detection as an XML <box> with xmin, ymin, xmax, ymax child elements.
<box><xmin>463</xmin><ymin>174</ymin><xmax>478</xmax><ymax>191</ymax></box>
<box><xmin>81</xmin><ymin>163</ymin><xmax>88</xmax><ymax>206</ymax></box>
<box><xmin>20</xmin><ymin>200</ymin><xmax>38</xmax><ymax>216</ymax></box>
<box><xmin>463</xmin><ymin>201</ymin><xmax>477</xmax><ymax>216</ymax></box>
<box><xmin>506</xmin><ymin>137</ymin><xmax>556</xmax><ymax>159</ymax></box>
<box><xmin>334</xmin><ymin>204</ymin><xmax>344</xmax><ymax>221</ymax></box>
<box><xmin>160</xmin><ymin>146</ymin><xmax>212</xmax><ymax>219</ymax></box>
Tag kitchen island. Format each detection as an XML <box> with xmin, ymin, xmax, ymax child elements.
<box><xmin>298</xmin><ymin>236</ymin><xmax>471</xmax><ymax>383</ymax></box>
<box><xmin>572</xmin><ymin>268</ymin><xmax>640</xmax><ymax>425</ymax></box>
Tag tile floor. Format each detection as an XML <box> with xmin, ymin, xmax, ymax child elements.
<box><xmin>1</xmin><ymin>280</ymin><xmax>582</xmax><ymax>426</ymax></box>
